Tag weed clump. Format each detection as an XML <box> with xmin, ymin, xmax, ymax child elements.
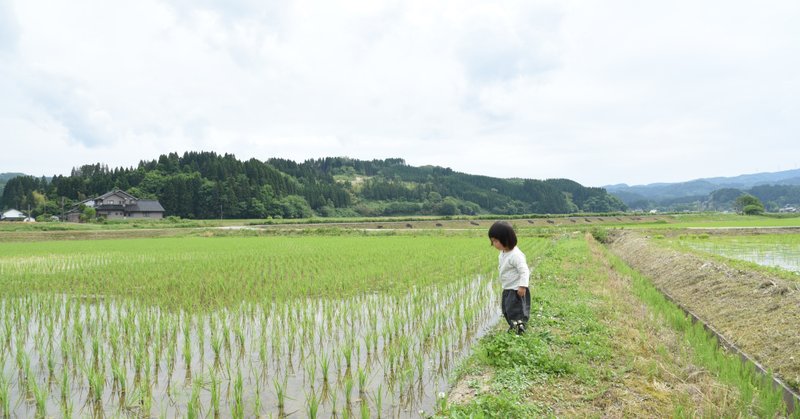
<box><xmin>590</xmin><ymin>228</ymin><xmax>610</xmax><ymax>243</ymax></box>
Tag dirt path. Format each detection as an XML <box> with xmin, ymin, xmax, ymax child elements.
<box><xmin>608</xmin><ymin>230</ymin><xmax>800</xmax><ymax>393</ymax></box>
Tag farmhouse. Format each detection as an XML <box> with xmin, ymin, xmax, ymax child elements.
<box><xmin>1</xmin><ymin>209</ymin><xmax>26</xmax><ymax>221</ymax></box>
<box><xmin>65</xmin><ymin>190</ymin><xmax>166</xmax><ymax>222</ymax></box>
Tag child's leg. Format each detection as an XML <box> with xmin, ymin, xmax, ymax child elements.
<box><xmin>501</xmin><ymin>289</ymin><xmax>515</xmax><ymax>329</ymax></box>
<box><xmin>502</xmin><ymin>289</ymin><xmax>530</xmax><ymax>334</ymax></box>
<box><xmin>520</xmin><ymin>290</ymin><xmax>530</xmax><ymax>324</ymax></box>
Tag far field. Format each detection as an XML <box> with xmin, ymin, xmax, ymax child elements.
<box><xmin>0</xmin><ymin>213</ymin><xmax>798</xmax><ymax>418</ymax></box>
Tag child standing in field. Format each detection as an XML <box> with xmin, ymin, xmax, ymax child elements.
<box><xmin>488</xmin><ymin>221</ymin><xmax>530</xmax><ymax>335</ymax></box>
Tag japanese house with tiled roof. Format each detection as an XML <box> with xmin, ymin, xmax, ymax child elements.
<box><xmin>65</xmin><ymin>190</ymin><xmax>165</xmax><ymax>222</ymax></box>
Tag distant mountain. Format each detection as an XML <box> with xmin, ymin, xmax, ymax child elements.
<box><xmin>0</xmin><ymin>173</ymin><xmax>25</xmax><ymax>182</ymax></box>
<box><xmin>606</xmin><ymin>168</ymin><xmax>800</xmax><ymax>211</ymax></box>
<box><xmin>702</xmin><ymin>169</ymin><xmax>800</xmax><ymax>187</ymax></box>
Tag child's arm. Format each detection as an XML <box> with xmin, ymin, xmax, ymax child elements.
<box><xmin>516</xmin><ymin>253</ymin><xmax>530</xmax><ymax>297</ymax></box>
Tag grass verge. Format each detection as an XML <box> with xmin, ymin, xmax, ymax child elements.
<box><xmin>440</xmin><ymin>233</ymin><xmax>797</xmax><ymax>418</ymax></box>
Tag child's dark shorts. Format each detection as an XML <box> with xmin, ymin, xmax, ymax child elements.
<box><xmin>501</xmin><ymin>288</ymin><xmax>530</xmax><ymax>328</ymax></box>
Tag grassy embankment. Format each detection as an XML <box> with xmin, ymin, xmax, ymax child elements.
<box><xmin>442</xmin><ymin>231</ymin><xmax>796</xmax><ymax>418</ymax></box>
<box><xmin>635</xmin><ymin>213</ymin><xmax>800</xmax><ymax>229</ymax></box>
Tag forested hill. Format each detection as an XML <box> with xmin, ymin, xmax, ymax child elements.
<box><xmin>1</xmin><ymin>152</ymin><xmax>625</xmax><ymax>219</ymax></box>
<box><xmin>0</xmin><ymin>173</ymin><xmax>26</xmax><ymax>198</ymax></box>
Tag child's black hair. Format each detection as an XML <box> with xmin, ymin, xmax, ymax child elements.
<box><xmin>488</xmin><ymin>221</ymin><xmax>517</xmax><ymax>249</ymax></box>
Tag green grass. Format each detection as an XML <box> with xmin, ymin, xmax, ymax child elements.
<box><xmin>443</xmin><ymin>233</ymin><xmax>797</xmax><ymax>418</ymax></box>
<box><xmin>602</xmin><ymin>246</ymin><xmax>797</xmax><ymax>418</ymax></box>
<box><xmin>444</xmin><ymin>236</ymin><xmax>616</xmax><ymax>417</ymax></box>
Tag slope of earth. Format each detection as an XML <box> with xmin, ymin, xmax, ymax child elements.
<box><xmin>608</xmin><ymin>230</ymin><xmax>800</xmax><ymax>392</ymax></box>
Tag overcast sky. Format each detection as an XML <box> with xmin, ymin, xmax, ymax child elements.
<box><xmin>1</xmin><ymin>0</ymin><xmax>798</xmax><ymax>187</ymax></box>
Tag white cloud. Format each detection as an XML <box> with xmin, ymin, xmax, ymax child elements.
<box><xmin>1</xmin><ymin>0</ymin><xmax>799</xmax><ymax>186</ymax></box>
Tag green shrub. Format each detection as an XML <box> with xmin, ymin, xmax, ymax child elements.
<box><xmin>590</xmin><ymin>227</ymin><xmax>609</xmax><ymax>243</ymax></box>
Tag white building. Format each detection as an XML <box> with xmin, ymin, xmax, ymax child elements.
<box><xmin>1</xmin><ymin>209</ymin><xmax>26</xmax><ymax>221</ymax></box>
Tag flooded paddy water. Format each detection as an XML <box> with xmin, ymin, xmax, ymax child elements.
<box><xmin>0</xmin><ymin>234</ymin><xmax>508</xmax><ymax>418</ymax></box>
<box><xmin>0</xmin><ymin>275</ymin><xmax>498</xmax><ymax>418</ymax></box>
<box><xmin>680</xmin><ymin>234</ymin><xmax>800</xmax><ymax>273</ymax></box>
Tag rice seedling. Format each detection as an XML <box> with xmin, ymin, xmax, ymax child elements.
<box><xmin>374</xmin><ymin>384</ymin><xmax>384</xmax><ymax>418</ymax></box>
<box><xmin>273</xmin><ymin>374</ymin><xmax>287</xmax><ymax>413</ymax></box>
<box><xmin>357</xmin><ymin>366</ymin><xmax>368</xmax><ymax>395</ymax></box>
<box><xmin>87</xmin><ymin>363</ymin><xmax>105</xmax><ymax>403</ymax></box>
<box><xmin>304</xmin><ymin>355</ymin><xmax>317</xmax><ymax>387</ymax></box>
<box><xmin>186</xmin><ymin>378</ymin><xmax>201</xmax><ymax>419</ymax></box>
<box><xmin>344</xmin><ymin>374</ymin><xmax>354</xmax><ymax>404</ymax></box>
<box><xmin>46</xmin><ymin>349</ymin><xmax>55</xmax><ymax>379</ymax></box>
<box><xmin>60</xmin><ymin>365</ymin><xmax>70</xmax><ymax>401</ymax></box>
<box><xmin>306</xmin><ymin>389</ymin><xmax>319</xmax><ymax>419</ymax></box>
<box><xmin>253</xmin><ymin>370</ymin><xmax>262</xmax><ymax>417</ymax></box>
<box><xmin>319</xmin><ymin>353</ymin><xmax>330</xmax><ymax>384</ymax></box>
<box><xmin>0</xmin><ymin>373</ymin><xmax>10</xmax><ymax>418</ymax></box>
<box><xmin>233</xmin><ymin>368</ymin><xmax>244</xmax><ymax>418</ymax></box>
<box><xmin>91</xmin><ymin>332</ymin><xmax>102</xmax><ymax>363</ymax></box>
<box><xmin>210</xmin><ymin>368</ymin><xmax>220</xmax><ymax>417</ymax></box>
<box><xmin>31</xmin><ymin>377</ymin><xmax>47</xmax><ymax>417</ymax></box>
<box><xmin>211</xmin><ymin>333</ymin><xmax>222</xmax><ymax>363</ymax></box>
<box><xmin>111</xmin><ymin>357</ymin><xmax>126</xmax><ymax>395</ymax></box>
<box><xmin>182</xmin><ymin>333</ymin><xmax>192</xmax><ymax>375</ymax></box>
<box><xmin>258</xmin><ymin>337</ymin><xmax>267</xmax><ymax>366</ymax></box>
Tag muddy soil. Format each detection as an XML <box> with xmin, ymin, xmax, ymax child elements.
<box><xmin>608</xmin><ymin>230</ymin><xmax>800</xmax><ymax>392</ymax></box>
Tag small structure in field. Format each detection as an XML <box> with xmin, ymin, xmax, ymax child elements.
<box><xmin>1</xmin><ymin>209</ymin><xmax>26</xmax><ymax>221</ymax></box>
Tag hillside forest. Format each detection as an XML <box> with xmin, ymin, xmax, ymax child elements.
<box><xmin>1</xmin><ymin>152</ymin><xmax>626</xmax><ymax>220</ymax></box>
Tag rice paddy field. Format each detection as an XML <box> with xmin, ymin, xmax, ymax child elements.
<box><xmin>676</xmin><ymin>233</ymin><xmax>800</xmax><ymax>273</ymax></box>
<box><xmin>0</xmin><ymin>234</ymin><xmax>510</xmax><ymax>418</ymax></box>
<box><xmin>0</xmin><ymin>213</ymin><xmax>798</xmax><ymax>418</ymax></box>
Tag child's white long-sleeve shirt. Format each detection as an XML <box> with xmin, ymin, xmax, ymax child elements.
<box><xmin>498</xmin><ymin>246</ymin><xmax>530</xmax><ymax>290</ymax></box>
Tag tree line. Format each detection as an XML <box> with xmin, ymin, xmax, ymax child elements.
<box><xmin>1</xmin><ymin>152</ymin><xmax>626</xmax><ymax>219</ymax></box>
